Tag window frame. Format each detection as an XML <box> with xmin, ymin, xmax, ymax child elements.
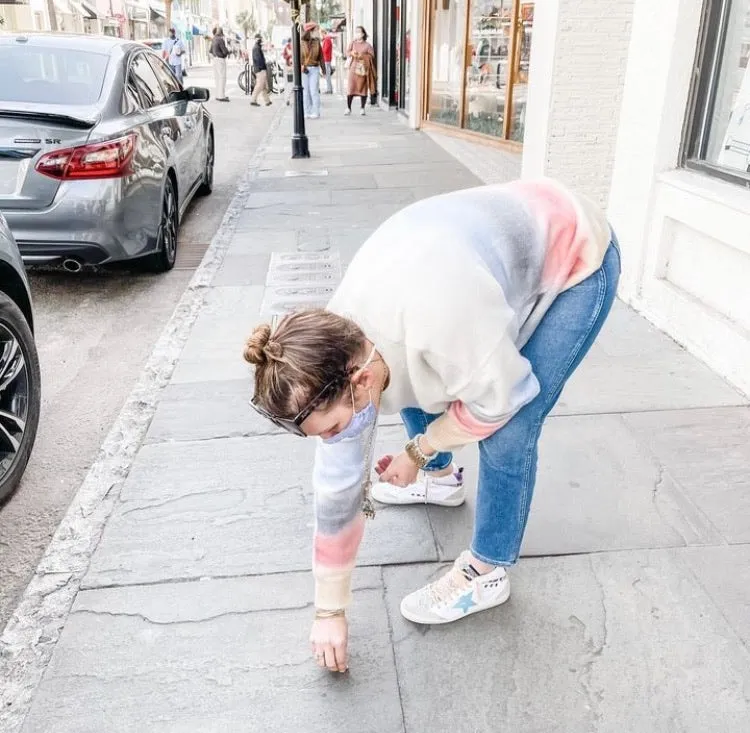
<box><xmin>145</xmin><ymin>53</ymin><xmax>184</xmax><ymax>101</ymax></box>
<box><xmin>682</xmin><ymin>0</ymin><xmax>750</xmax><ymax>188</ymax></box>
<box><xmin>127</xmin><ymin>50</ymin><xmax>169</xmax><ymax>110</ymax></box>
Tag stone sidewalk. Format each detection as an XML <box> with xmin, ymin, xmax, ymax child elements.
<box><xmin>6</xmin><ymin>98</ymin><xmax>750</xmax><ymax>732</ymax></box>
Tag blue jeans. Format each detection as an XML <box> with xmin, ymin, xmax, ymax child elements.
<box><xmin>170</xmin><ymin>64</ymin><xmax>183</xmax><ymax>85</ymax></box>
<box><xmin>302</xmin><ymin>66</ymin><xmax>321</xmax><ymax>116</ymax></box>
<box><xmin>325</xmin><ymin>62</ymin><xmax>333</xmax><ymax>93</ymax></box>
<box><xmin>400</xmin><ymin>237</ymin><xmax>621</xmax><ymax>566</ymax></box>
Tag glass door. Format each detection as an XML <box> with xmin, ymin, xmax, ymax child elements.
<box><xmin>428</xmin><ymin>0</ymin><xmax>469</xmax><ymax>127</ymax></box>
<box><xmin>508</xmin><ymin>2</ymin><xmax>534</xmax><ymax>141</ymax></box>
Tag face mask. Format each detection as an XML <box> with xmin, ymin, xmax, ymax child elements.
<box><xmin>322</xmin><ymin>346</ymin><xmax>377</xmax><ymax>444</ymax></box>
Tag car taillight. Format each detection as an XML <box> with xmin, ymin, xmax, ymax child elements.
<box><xmin>35</xmin><ymin>134</ymin><xmax>137</xmax><ymax>180</ymax></box>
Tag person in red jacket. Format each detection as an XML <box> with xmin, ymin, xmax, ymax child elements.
<box><xmin>321</xmin><ymin>30</ymin><xmax>334</xmax><ymax>94</ymax></box>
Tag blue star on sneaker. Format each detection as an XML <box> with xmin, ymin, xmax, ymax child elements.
<box><xmin>453</xmin><ymin>591</ymin><xmax>477</xmax><ymax>614</ymax></box>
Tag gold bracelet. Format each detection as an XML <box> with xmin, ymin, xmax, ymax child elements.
<box><xmin>314</xmin><ymin>608</ymin><xmax>346</xmax><ymax>619</ymax></box>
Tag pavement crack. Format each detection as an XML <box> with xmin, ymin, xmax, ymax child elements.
<box><xmin>72</xmin><ymin>601</ymin><xmax>314</xmax><ymax>626</ymax></box>
<box><xmin>652</xmin><ymin>463</ymin><xmax>666</xmax><ymax>501</ymax></box>
<box><xmin>119</xmin><ymin>488</ymin><xmax>245</xmax><ymax>517</ymax></box>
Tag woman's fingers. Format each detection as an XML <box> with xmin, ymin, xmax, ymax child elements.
<box><xmin>375</xmin><ymin>454</ymin><xmax>393</xmax><ymax>475</ymax></box>
<box><xmin>335</xmin><ymin>638</ymin><xmax>348</xmax><ymax>672</ymax></box>
<box><xmin>324</xmin><ymin>645</ymin><xmax>338</xmax><ymax>672</ymax></box>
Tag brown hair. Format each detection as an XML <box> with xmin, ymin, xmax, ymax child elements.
<box><xmin>244</xmin><ymin>309</ymin><xmax>366</xmax><ymax>419</ymax></box>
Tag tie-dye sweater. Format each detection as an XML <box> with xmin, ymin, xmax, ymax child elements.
<box><xmin>313</xmin><ymin>178</ymin><xmax>612</xmax><ymax>610</ymax></box>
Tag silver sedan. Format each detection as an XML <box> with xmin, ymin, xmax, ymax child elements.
<box><xmin>0</xmin><ymin>33</ymin><xmax>214</xmax><ymax>272</ymax></box>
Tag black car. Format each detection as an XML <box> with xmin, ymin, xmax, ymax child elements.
<box><xmin>0</xmin><ymin>212</ymin><xmax>40</xmax><ymax>501</ymax></box>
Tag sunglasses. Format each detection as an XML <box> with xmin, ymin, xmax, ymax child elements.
<box><xmin>249</xmin><ymin>376</ymin><xmax>345</xmax><ymax>437</ymax></box>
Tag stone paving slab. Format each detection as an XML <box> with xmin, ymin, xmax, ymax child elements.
<box><xmin>171</xmin><ymin>286</ymin><xmax>263</xmax><ymax>384</ymax></box>
<box><xmin>22</xmin><ymin>568</ymin><xmax>404</xmax><ymax>733</ymax></box>
<box><xmin>237</xmin><ymin>203</ymin><xmax>404</xmax><ymax>231</ymax></box>
<box><xmin>383</xmin><ymin>551</ymin><xmax>750</xmax><ymax>733</ymax></box>
<box><xmin>147</xmin><ymin>378</ymin><xmax>404</xmax><ymax>445</ymax></box>
<box><xmin>682</xmin><ymin>544</ymin><xmax>750</xmax><ymax>647</ymax></box>
<box><xmin>212</xmin><ymin>253</ymin><xmax>270</xmax><ymax>287</ymax></box>
<box><xmin>146</xmin><ymin>379</ymin><xmax>271</xmax><ymax>444</ymax></box>
<box><xmin>623</xmin><ymin>406</ymin><xmax>750</xmax><ymax>543</ymax></box>
<box><xmin>425</xmin><ymin>412</ymin><xmax>722</xmax><ymax>563</ymax></box>
<box><xmin>84</xmin><ymin>429</ymin><xmax>436</xmax><ymax>588</ymax></box>
<box><xmin>552</xmin><ymin>303</ymin><xmax>746</xmax><ymax>415</ymax></box>
<box><xmin>250</xmin><ymin>173</ymin><xmax>379</xmax><ymax>191</ymax></box>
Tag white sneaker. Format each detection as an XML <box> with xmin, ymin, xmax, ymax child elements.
<box><xmin>344</xmin><ymin>109</ymin><xmax>351</xmax><ymax>116</ymax></box>
<box><xmin>371</xmin><ymin>464</ymin><xmax>465</xmax><ymax>507</ymax></box>
<box><xmin>360</xmin><ymin>109</ymin><xmax>366</xmax><ymax>116</ymax></box>
<box><xmin>400</xmin><ymin>551</ymin><xmax>510</xmax><ymax>625</ymax></box>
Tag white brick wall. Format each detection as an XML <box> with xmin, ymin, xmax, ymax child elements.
<box><xmin>539</xmin><ymin>0</ymin><xmax>635</xmax><ymax>207</ymax></box>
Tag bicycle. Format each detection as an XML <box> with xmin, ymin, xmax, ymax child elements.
<box><xmin>238</xmin><ymin>60</ymin><xmax>285</xmax><ymax>95</ymax></box>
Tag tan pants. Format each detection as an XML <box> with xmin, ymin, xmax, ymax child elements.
<box><xmin>251</xmin><ymin>69</ymin><xmax>270</xmax><ymax>104</ymax></box>
<box><xmin>212</xmin><ymin>57</ymin><xmax>227</xmax><ymax>99</ymax></box>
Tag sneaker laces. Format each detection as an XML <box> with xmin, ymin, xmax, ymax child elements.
<box><xmin>426</xmin><ymin>565</ymin><xmax>470</xmax><ymax>606</ymax></box>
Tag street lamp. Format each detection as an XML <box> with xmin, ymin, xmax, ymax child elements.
<box><xmin>289</xmin><ymin>0</ymin><xmax>310</xmax><ymax>158</ymax></box>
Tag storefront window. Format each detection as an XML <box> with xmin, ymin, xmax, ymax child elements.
<box><xmin>428</xmin><ymin>0</ymin><xmax>468</xmax><ymax>127</ymax></box>
<box><xmin>426</xmin><ymin>0</ymin><xmax>534</xmax><ymax>143</ymax></box>
<box><xmin>685</xmin><ymin>0</ymin><xmax>750</xmax><ymax>182</ymax></box>
<box><xmin>403</xmin><ymin>3</ymin><xmax>412</xmax><ymax>110</ymax></box>
<box><xmin>464</xmin><ymin>0</ymin><xmax>511</xmax><ymax>137</ymax></box>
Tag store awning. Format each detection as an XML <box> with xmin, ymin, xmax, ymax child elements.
<box><xmin>77</xmin><ymin>1</ymin><xmax>98</xmax><ymax>18</ymax></box>
<box><xmin>149</xmin><ymin>1</ymin><xmax>165</xmax><ymax>19</ymax></box>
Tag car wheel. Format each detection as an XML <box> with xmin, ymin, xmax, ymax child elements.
<box><xmin>198</xmin><ymin>131</ymin><xmax>214</xmax><ymax>196</ymax></box>
<box><xmin>144</xmin><ymin>176</ymin><xmax>178</xmax><ymax>273</ymax></box>
<box><xmin>0</xmin><ymin>292</ymin><xmax>41</xmax><ymax>504</ymax></box>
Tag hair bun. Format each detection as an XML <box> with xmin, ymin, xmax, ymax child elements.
<box><xmin>264</xmin><ymin>340</ymin><xmax>283</xmax><ymax>360</ymax></box>
<box><xmin>243</xmin><ymin>323</ymin><xmax>272</xmax><ymax>366</ymax></box>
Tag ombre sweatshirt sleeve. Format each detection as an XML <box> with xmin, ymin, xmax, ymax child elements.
<box><xmin>311</xmin><ymin>436</ymin><xmax>369</xmax><ymax>610</ymax></box>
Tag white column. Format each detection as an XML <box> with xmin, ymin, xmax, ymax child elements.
<box><xmin>521</xmin><ymin>0</ymin><xmax>560</xmax><ymax>180</ymax></box>
<box><xmin>607</xmin><ymin>0</ymin><xmax>703</xmax><ymax>302</ymax></box>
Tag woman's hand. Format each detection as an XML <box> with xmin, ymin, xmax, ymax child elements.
<box><xmin>377</xmin><ymin>451</ymin><xmax>419</xmax><ymax>487</ymax></box>
<box><xmin>310</xmin><ymin>615</ymin><xmax>349</xmax><ymax>673</ymax></box>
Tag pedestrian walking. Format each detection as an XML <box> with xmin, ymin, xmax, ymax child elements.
<box><xmin>210</xmin><ymin>27</ymin><xmax>230</xmax><ymax>102</ymax></box>
<box><xmin>245</xmin><ymin>179</ymin><xmax>620</xmax><ymax>673</ymax></box>
<box><xmin>301</xmin><ymin>22</ymin><xmax>326</xmax><ymax>119</ymax></box>
<box><xmin>344</xmin><ymin>26</ymin><xmax>376</xmax><ymax>116</ymax></box>
<box><xmin>163</xmin><ymin>28</ymin><xmax>186</xmax><ymax>85</ymax></box>
<box><xmin>250</xmin><ymin>34</ymin><xmax>272</xmax><ymax>108</ymax></box>
<box><xmin>322</xmin><ymin>30</ymin><xmax>334</xmax><ymax>95</ymax></box>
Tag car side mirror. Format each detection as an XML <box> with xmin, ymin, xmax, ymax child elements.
<box><xmin>186</xmin><ymin>87</ymin><xmax>210</xmax><ymax>102</ymax></box>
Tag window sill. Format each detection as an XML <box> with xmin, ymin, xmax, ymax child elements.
<box><xmin>659</xmin><ymin>169</ymin><xmax>750</xmax><ymax>216</ymax></box>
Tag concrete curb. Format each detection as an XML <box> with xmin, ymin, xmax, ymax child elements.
<box><xmin>0</xmin><ymin>105</ymin><xmax>287</xmax><ymax>732</ymax></box>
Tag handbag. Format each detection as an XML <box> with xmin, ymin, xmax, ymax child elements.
<box><xmin>354</xmin><ymin>61</ymin><xmax>366</xmax><ymax>76</ymax></box>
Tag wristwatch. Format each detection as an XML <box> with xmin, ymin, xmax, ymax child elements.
<box><xmin>405</xmin><ymin>433</ymin><xmax>436</xmax><ymax>469</ymax></box>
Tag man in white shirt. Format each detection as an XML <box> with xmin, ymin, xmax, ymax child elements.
<box><xmin>163</xmin><ymin>28</ymin><xmax>186</xmax><ymax>84</ymax></box>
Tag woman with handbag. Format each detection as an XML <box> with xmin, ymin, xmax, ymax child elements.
<box><xmin>345</xmin><ymin>26</ymin><xmax>376</xmax><ymax>116</ymax></box>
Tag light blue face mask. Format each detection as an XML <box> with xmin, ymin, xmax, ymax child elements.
<box><xmin>322</xmin><ymin>346</ymin><xmax>378</xmax><ymax>445</ymax></box>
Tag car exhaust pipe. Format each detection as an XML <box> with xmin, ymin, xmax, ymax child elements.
<box><xmin>62</xmin><ymin>258</ymin><xmax>83</xmax><ymax>273</ymax></box>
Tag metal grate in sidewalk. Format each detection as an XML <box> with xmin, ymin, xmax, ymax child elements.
<box><xmin>175</xmin><ymin>240</ymin><xmax>211</xmax><ymax>270</ymax></box>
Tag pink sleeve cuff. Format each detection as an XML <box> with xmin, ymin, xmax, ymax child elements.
<box><xmin>447</xmin><ymin>401</ymin><xmax>507</xmax><ymax>440</ymax></box>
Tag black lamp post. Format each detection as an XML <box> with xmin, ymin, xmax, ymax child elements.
<box><xmin>290</xmin><ymin>0</ymin><xmax>310</xmax><ymax>158</ymax></box>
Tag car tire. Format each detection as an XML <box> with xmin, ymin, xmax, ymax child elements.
<box><xmin>143</xmin><ymin>176</ymin><xmax>178</xmax><ymax>273</ymax></box>
<box><xmin>0</xmin><ymin>292</ymin><xmax>41</xmax><ymax>504</ymax></box>
<box><xmin>197</xmin><ymin>131</ymin><xmax>214</xmax><ymax>197</ymax></box>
